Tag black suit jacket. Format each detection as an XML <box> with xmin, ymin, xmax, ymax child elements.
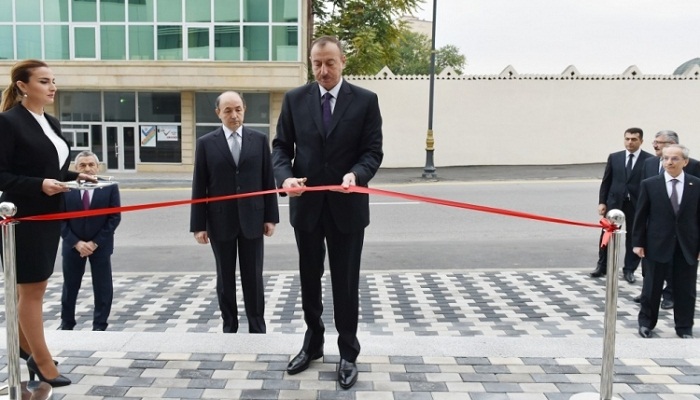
<box><xmin>642</xmin><ymin>155</ymin><xmax>700</xmax><ymax>179</ymax></box>
<box><xmin>190</xmin><ymin>126</ymin><xmax>279</xmax><ymax>241</ymax></box>
<box><xmin>0</xmin><ymin>105</ymin><xmax>78</xmax><ymax>217</ymax></box>
<box><xmin>632</xmin><ymin>173</ymin><xmax>700</xmax><ymax>265</ymax></box>
<box><xmin>598</xmin><ymin>149</ymin><xmax>653</xmax><ymax>210</ymax></box>
<box><xmin>272</xmin><ymin>80</ymin><xmax>383</xmax><ymax>233</ymax></box>
<box><xmin>61</xmin><ymin>185</ymin><xmax>121</xmax><ymax>255</ymax></box>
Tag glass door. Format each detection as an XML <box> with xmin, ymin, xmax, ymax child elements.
<box><xmin>104</xmin><ymin>125</ymin><xmax>137</xmax><ymax>171</ymax></box>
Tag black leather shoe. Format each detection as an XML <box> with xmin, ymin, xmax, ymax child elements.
<box><xmin>92</xmin><ymin>327</ymin><xmax>106</xmax><ymax>331</ymax></box>
<box><xmin>589</xmin><ymin>267</ymin><xmax>606</xmax><ymax>278</ymax></box>
<box><xmin>661</xmin><ymin>300</ymin><xmax>674</xmax><ymax>310</ymax></box>
<box><xmin>632</xmin><ymin>294</ymin><xmax>641</xmax><ymax>303</ymax></box>
<box><xmin>57</xmin><ymin>323</ymin><xmax>74</xmax><ymax>331</ymax></box>
<box><xmin>638</xmin><ymin>326</ymin><xmax>652</xmax><ymax>338</ymax></box>
<box><xmin>677</xmin><ymin>333</ymin><xmax>693</xmax><ymax>339</ymax></box>
<box><xmin>287</xmin><ymin>350</ymin><xmax>323</xmax><ymax>375</ymax></box>
<box><xmin>623</xmin><ymin>272</ymin><xmax>636</xmax><ymax>284</ymax></box>
<box><xmin>338</xmin><ymin>359</ymin><xmax>358</xmax><ymax>389</ymax></box>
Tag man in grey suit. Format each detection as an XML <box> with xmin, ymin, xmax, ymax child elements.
<box><xmin>190</xmin><ymin>91</ymin><xmax>279</xmax><ymax>334</ymax></box>
<box><xmin>591</xmin><ymin>128</ymin><xmax>652</xmax><ymax>282</ymax></box>
<box><xmin>633</xmin><ymin>144</ymin><xmax>700</xmax><ymax>339</ymax></box>
<box><xmin>272</xmin><ymin>36</ymin><xmax>383</xmax><ymax>389</ymax></box>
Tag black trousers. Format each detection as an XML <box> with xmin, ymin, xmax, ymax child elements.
<box><xmin>61</xmin><ymin>249</ymin><xmax>113</xmax><ymax>330</ymax></box>
<box><xmin>597</xmin><ymin>199</ymin><xmax>640</xmax><ymax>273</ymax></box>
<box><xmin>210</xmin><ymin>235</ymin><xmax>266</xmax><ymax>333</ymax></box>
<box><xmin>638</xmin><ymin>242</ymin><xmax>698</xmax><ymax>335</ymax></box>
<box><xmin>294</xmin><ymin>200</ymin><xmax>364</xmax><ymax>361</ymax></box>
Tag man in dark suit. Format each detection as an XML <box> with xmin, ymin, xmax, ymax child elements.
<box><xmin>591</xmin><ymin>127</ymin><xmax>652</xmax><ymax>282</ymax></box>
<box><xmin>60</xmin><ymin>151</ymin><xmax>121</xmax><ymax>331</ymax></box>
<box><xmin>272</xmin><ymin>36</ymin><xmax>383</xmax><ymax>389</ymax></box>
<box><xmin>634</xmin><ymin>130</ymin><xmax>700</xmax><ymax>308</ymax></box>
<box><xmin>633</xmin><ymin>144</ymin><xmax>700</xmax><ymax>339</ymax></box>
<box><xmin>190</xmin><ymin>91</ymin><xmax>279</xmax><ymax>334</ymax></box>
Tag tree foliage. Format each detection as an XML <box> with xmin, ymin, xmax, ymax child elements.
<box><xmin>388</xmin><ymin>30</ymin><xmax>466</xmax><ymax>75</ymax></box>
<box><xmin>310</xmin><ymin>0</ymin><xmax>422</xmax><ymax>75</ymax></box>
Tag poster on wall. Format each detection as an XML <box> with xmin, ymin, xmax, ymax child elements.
<box><xmin>140</xmin><ymin>126</ymin><xmax>156</xmax><ymax>147</ymax></box>
<box><xmin>157</xmin><ymin>125</ymin><xmax>179</xmax><ymax>142</ymax></box>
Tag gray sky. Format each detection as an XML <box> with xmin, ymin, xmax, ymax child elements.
<box><xmin>415</xmin><ymin>0</ymin><xmax>700</xmax><ymax>75</ymax></box>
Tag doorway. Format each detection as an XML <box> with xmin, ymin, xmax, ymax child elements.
<box><xmin>104</xmin><ymin>125</ymin><xmax>137</xmax><ymax>171</ymax></box>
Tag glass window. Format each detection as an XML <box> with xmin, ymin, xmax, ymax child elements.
<box><xmin>101</xmin><ymin>26</ymin><xmax>126</xmax><ymax>59</ymax></box>
<box><xmin>74</xmin><ymin>27</ymin><xmax>96</xmax><ymax>58</ymax></box>
<box><xmin>138</xmin><ymin>92</ymin><xmax>181</xmax><ymax>122</ymax></box>
<box><xmin>44</xmin><ymin>0</ymin><xmax>69</xmax><ymax>22</ymax></box>
<box><xmin>272</xmin><ymin>26</ymin><xmax>297</xmax><ymax>61</ymax></box>
<box><xmin>272</xmin><ymin>0</ymin><xmax>297</xmax><ymax>22</ymax></box>
<box><xmin>241</xmin><ymin>93</ymin><xmax>269</xmax><ymax>124</ymax></box>
<box><xmin>128</xmin><ymin>0</ymin><xmax>154</xmax><ymax>21</ymax></box>
<box><xmin>187</xmin><ymin>27</ymin><xmax>209</xmax><ymax>59</ymax></box>
<box><xmin>139</xmin><ymin>125</ymin><xmax>181</xmax><ymax>162</ymax></box>
<box><xmin>101</xmin><ymin>0</ymin><xmax>125</xmax><ymax>22</ymax></box>
<box><xmin>44</xmin><ymin>26</ymin><xmax>70</xmax><ymax>60</ymax></box>
<box><xmin>0</xmin><ymin>26</ymin><xmax>13</xmax><ymax>59</ymax></box>
<box><xmin>73</xmin><ymin>0</ymin><xmax>97</xmax><ymax>22</ymax></box>
<box><xmin>0</xmin><ymin>0</ymin><xmax>11</xmax><ymax>22</ymax></box>
<box><xmin>17</xmin><ymin>26</ymin><xmax>42</xmax><ymax>59</ymax></box>
<box><xmin>214</xmin><ymin>0</ymin><xmax>239</xmax><ymax>22</ymax></box>
<box><xmin>156</xmin><ymin>0</ymin><xmax>181</xmax><ymax>22</ymax></box>
<box><xmin>243</xmin><ymin>0</ymin><xmax>267</xmax><ymax>22</ymax></box>
<box><xmin>16</xmin><ymin>0</ymin><xmax>41</xmax><ymax>22</ymax></box>
<box><xmin>186</xmin><ymin>0</ymin><xmax>209</xmax><ymax>22</ymax></box>
<box><xmin>243</xmin><ymin>26</ymin><xmax>268</xmax><ymax>60</ymax></box>
<box><xmin>129</xmin><ymin>25</ymin><xmax>154</xmax><ymax>60</ymax></box>
<box><xmin>157</xmin><ymin>25</ymin><xmax>182</xmax><ymax>60</ymax></box>
<box><xmin>195</xmin><ymin>92</ymin><xmax>219</xmax><ymax>123</ymax></box>
<box><xmin>214</xmin><ymin>25</ymin><xmax>240</xmax><ymax>60</ymax></box>
<box><xmin>104</xmin><ymin>92</ymin><xmax>136</xmax><ymax>122</ymax></box>
<box><xmin>58</xmin><ymin>92</ymin><xmax>101</xmax><ymax>122</ymax></box>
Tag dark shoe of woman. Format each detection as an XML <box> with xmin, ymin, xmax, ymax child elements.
<box><xmin>19</xmin><ymin>347</ymin><xmax>58</xmax><ymax>365</ymax></box>
<box><xmin>26</xmin><ymin>355</ymin><xmax>71</xmax><ymax>387</ymax></box>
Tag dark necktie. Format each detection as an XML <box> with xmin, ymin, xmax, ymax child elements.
<box><xmin>658</xmin><ymin>159</ymin><xmax>663</xmax><ymax>175</ymax></box>
<box><xmin>322</xmin><ymin>92</ymin><xmax>333</xmax><ymax>136</ymax></box>
<box><xmin>670</xmin><ymin>178</ymin><xmax>680</xmax><ymax>214</ymax></box>
<box><xmin>82</xmin><ymin>190</ymin><xmax>90</xmax><ymax>210</ymax></box>
<box><xmin>626</xmin><ymin>153</ymin><xmax>634</xmax><ymax>178</ymax></box>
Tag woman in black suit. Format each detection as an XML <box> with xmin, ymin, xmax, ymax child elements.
<box><xmin>0</xmin><ymin>60</ymin><xmax>94</xmax><ymax>387</ymax></box>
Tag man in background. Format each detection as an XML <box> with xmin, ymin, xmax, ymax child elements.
<box><xmin>633</xmin><ymin>144</ymin><xmax>699</xmax><ymax>339</ymax></box>
<box><xmin>190</xmin><ymin>91</ymin><xmax>279</xmax><ymax>334</ymax></box>
<box><xmin>591</xmin><ymin>127</ymin><xmax>652</xmax><ymax>282</ymax></box>
<box><xmin>59</xmin><ymin>151</ymin><xmax>121</xmax><ymax>331</ymax></box>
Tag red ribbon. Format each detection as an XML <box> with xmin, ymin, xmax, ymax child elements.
<box><xmin>598</xmin><ymin>217</ymin><xmax>619</xmax><ymax>248</ymax></box>
<box><xmin>2</xmin><ymin>185</ymin><xmax>612</xmax><ymax>234</ymax></box>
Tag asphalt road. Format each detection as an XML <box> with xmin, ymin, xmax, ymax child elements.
<box><xmin>76</xmin><ymin>165</ymin><xmax>606</xmax><ymax>274</ymax></box>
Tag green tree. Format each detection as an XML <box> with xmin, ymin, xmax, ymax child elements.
<box><xmin>388</xmin><ymin>30</ymin><xmax>466</xmax><ymax>75</ymax></box>
<box><xmin>309</xmin><ymin>0</ymin><xmax>422</xmax><ymax>75</ymax></box>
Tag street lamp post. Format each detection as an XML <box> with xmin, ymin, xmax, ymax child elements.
<box><xmin>422</xmin><ymin>0</ymin><xmax>438</xmax><ymax>179</ymax></box>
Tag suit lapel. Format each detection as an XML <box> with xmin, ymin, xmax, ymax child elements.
<box><xmin>213</xmin><ymin>128</ymin><xmax>237</xmax><ymax>169</ymax></box>
<box><xmin>327</xmin><ymin>81</ymin><xmax>353</xmax><ymax>137</ymax></box>
<box><xmin>306</xmin><ymin>84</ymin><xmax>325</xmax><ymax>138</ymax></box>
<box><xmin>238</xmin><ymin>126</ymin><xmax>253</xmax><ymax>166</ymax></box>
<box><xmin>677</xmin><ymin>178</ymin><xmax>697</xmax><ymax>217</ymax></box>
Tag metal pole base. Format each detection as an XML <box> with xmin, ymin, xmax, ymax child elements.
<box><xmin>570</xmin><ymin>393</ymin><xmax>621</xmax><ymax>400</ymax></box>
<box><xmin>0</xmin><ymin>381</ymin><xmax>52</xmax><ymax>399</ymax></box>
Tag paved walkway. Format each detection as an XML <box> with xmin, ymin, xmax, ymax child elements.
<box><xmin>1</xmin><ymin>269</ymin><xmax>699</xmax><ymax>399</ymax></box>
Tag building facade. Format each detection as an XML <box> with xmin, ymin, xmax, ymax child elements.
<box><xmin>0</xmin><ymin>0</ymin><xmax>307</xmax><ymax>172</ymax></box>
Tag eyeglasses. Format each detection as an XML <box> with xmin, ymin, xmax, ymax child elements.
<box><xmin>653</xmin><ymin>140</ymin><xmax>671</xmax><ymax>145</ymax></box>
<box><xmin>662</xmin><ymin>156</ymin><xmax>683</xmax><ymax>162</ymax></box>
